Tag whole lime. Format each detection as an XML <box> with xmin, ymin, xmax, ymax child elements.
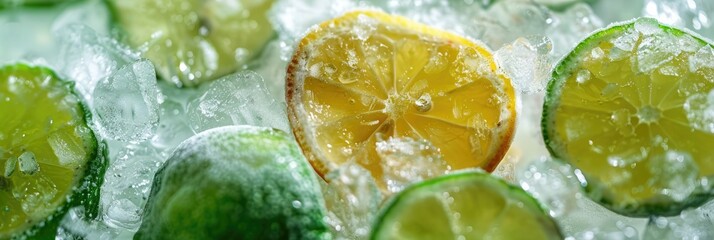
<box><xmin>134</xmin><ymin>126</ymin><xmax>331</xmax><ymax>239</ymax></box>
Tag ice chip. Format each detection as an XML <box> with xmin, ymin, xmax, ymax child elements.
<box><xmin>634</xmin><ymin>18</ymin><xmax>663</xmax><ymax>35</ymax></box>
<box><xmin>636</xmin><ymin>34</ymin><xmax>680</xmax><ymax>73</ymax></box>
<box><xmin>56</xmin><ymin>24</ymin><xmax>140</xmax><ymax>102</ymax></box>
<box><xmin>18</xmin><ymin>151</ymin><xmax>39</xmax><ymax>175</ymax></box>
<box><xmin>100</xmin><ymin>142</ymin><xmax>165</xmax><ymax>231</ymax></box>
<box><xmin>611</xmin><ymin>29</ymin><xmax>639</xmax><ymax>52</ymax></box>
<box><xmin>186</xmin><ymin>71</ymin><xmax>290</xmax><ymax>133</ymax></box>
<box><xmin>376</xmin><ymin>136</ymin><xmax>449</xmax><ymax>194</ymax></box>
<box><xmin>93</xmin><ymin>59</ymin><xmax>161</xmax><ymax>142</ymax></box>
<box><xmin>323</xmin><ymin>163</ymin><xmax>381</xmax><ymax>240</ymax></box>
<box><xmin>494</xmin><ymin>37</ymin><xmax>553</xmax><ymax>93</ymax></box>
<box><xmin>683</xmin><ymin>90</ymin><xmax>714</xmax><ymax>133</ymax></box>
<box><xmin>648</xmin><ymin>150</ymin><xmax>699</xmax><ymax>201</ymax></box>
<box><xmin>48</xmin><ymin>129</ymin><xmax>86</xmax><ymax>168</ymax></box>
<box><xmin>689</xmin><ymin>45</ymin><xmax>714</xmax><ymax>72</ymax></box>
<box><xmin>517</xmin><ymin>156</ymin><xmax>580</xmax><ymax>217</ymax></box>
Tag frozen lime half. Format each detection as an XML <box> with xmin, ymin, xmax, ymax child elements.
<box><xmin>543</xmin><ymin>18</ymin><xmax>714</xmax><ymax>217</ymax></box>
<box><xmin>0</xmin><ymin>64</ymin><xmax>105</xmax><ymax>238</ymax></box>
<box><xmin>371</xmin><ymin>170</ymin><xmax>562</xmax><ymax>240</ymax></box>
<box><xmin>135</xmin><ymin>126</ymin><xmax>330</xmax><ymax>239</ymax></box>
<box><xmin>107</xmin><ymin>0</ymin><xmax>276</xmax><ymax>87</ymax></box>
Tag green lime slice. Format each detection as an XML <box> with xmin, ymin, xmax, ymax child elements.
<box><xmin>542</xmin><ymin>18</ymin><xmax>714</xmax><ymax>217</ymax></box>
<box><xmin>106</xmin><ymin>0</ymin><xmax>276</xmax><ymax>87</ymax></box>
<box><xmin>0</xmin><ymin>64</ymin><xmax>105</xmax><ymax>238</ymax></box>
<box><xmin>370</xmin><ymin>170</ymin><xmax>562</xmax><ymax>240</ymax></box>
<box><xmin>135</xmin><ymin>125</ymin><xmax>330</xmax><ymax>239</ymax></box>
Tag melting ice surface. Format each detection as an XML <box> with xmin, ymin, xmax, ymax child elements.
<box><xmin>2</xmin><ymin>0</ymin><xmax>714</xmax><ymax>239</ymax></box>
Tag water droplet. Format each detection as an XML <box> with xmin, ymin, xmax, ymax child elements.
<box><xmin>414</xmin><ymin>93</ymin><xmax>432</xmax><ymax>112</ymax></box>
<box><xmin>576</xmin><ymin>69</ymin><xmax>591</xmax><ymax>84</ymax></box>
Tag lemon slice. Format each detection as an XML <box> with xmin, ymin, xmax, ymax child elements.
<box><xmin>0</xmin><ymin>64</ymin><xmax>104</xmax><ymax>238</ymax></box>
<box><xmin>371</xmin><ymin>170</ymin><xmax>562</xmax><ymax>240</ymax></box>
<box><xmin>542</xmin><ymin>18</ymin><xmax>714</xmax><ymax>217</ymax></box>
<box><xmin>286</xmin><ymin>10</ymin><xmax>516</xmax><ymax>189</ymax></box>
<box><xmin>107</xmin><ymin>0</ymin><xmax>276</xmax><ymax>87</ymax></box>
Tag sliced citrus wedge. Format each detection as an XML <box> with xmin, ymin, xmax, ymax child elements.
<box><xmin>286</xmin><ymin>10</ymin><xmax>516</xmax><ymax>190</ymax></box>
<box><xmin>107</xmin><ymin>0</ymin><xmax>276</xmax><ymax>87</ymax></box>
<box><xmin>0</xmin><ymin>64</ymin><xmax>105</xmax><ymax>238</ymax></box>
<box><xmin>370</xmin><ymin>170</ymin><xmax>563</xmax><ymax>239</ymax></box>
<box><xmin>542</xmin><ymin>18</ymin><xmax>714</xmax><ymax>217</ymax></box>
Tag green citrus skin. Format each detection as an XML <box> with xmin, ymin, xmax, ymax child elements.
<box><xmin>371</xmin><ymin>170</ymin><xmax>563</xmax><ymax>240</ymax></box>
<box><xmin>542</xmin><ymin>18</ymin><xmax>714</xmax><ymax>217</ymax></box>
<box><xmin>0</xmin><ymin>63</ymin><xmax>107</xmax><ymax>239</ymax></box>
<box><xmin>135</xmin><ymin>126</ymin><xmax>331</xmax><ymax>240</ymax></box>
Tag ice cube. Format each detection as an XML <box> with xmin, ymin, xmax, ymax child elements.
<box><xmin>100</xmin><ymin>142</ymin><xmax>165</xmax><ymax>231</ymax></box>
<box><xmin>56</xmin><ymin>24</ymin><xmax>140</xmax><ymax>103</ymax></box>
<box><xmin>495</xmin><ymin>36</ymin><xmax>553</xmax><ymax>94</ymax></box>
<box><xmin>375</xmin><ymin>136</ymin><xmax>449</xmax><ymax>194</ymax></box>
<box><xmin>516</xmin><ymin>157</ymin><xmax>647</xmax><ymax>239</ymax></box>
<box><xmin>643</xmin><ymin>200</ymin><xmax>714</xmax><ymax>240</ymax></box>
<box><xmin>186</xmin><ymin>71</ymin><xmax>290</xmax><ymax>134</ymax></box>
<box><xmin>92</xmin><ymin>59</ymin><xmax>162</xmax><ymax>143</ymax></box>
<box><xmin>683</xmin><ymin>89</ymin><xmax>714</xmax><ymax>133</ymax></box>
<box><xmin>149</xmin><ymin>88</ymin><xmax>197</xmax><ymax>150</ymax></box>
<box><xmin>517</xmin><ymin>156</ymin><xmax>580</xmax><ymax>217</ymax></box>
<box><xmin>647</xmin><ymin>150</ymin><xmax>699</xmax><ymax>202</ymax></box>
<box><xmin>322</xmin><ymin>162</ymin><xmax>381</xmax><ymax>240</ymax></box>
<box><xmin>249</xmin><ymin>40</ymin><xmax>291</xmax><ymax>102</ymax></box>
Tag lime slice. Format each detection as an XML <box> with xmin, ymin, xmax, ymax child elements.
<box><xmin>107</xmin><ymin>0</ymin><xmax>276</xmax><ymax>87</ymax></box>
<box><xmin>136</xmin><ymin>126</ymin><xmax>330</xmax><ymax>239</ymax></box>
<box><xmin>542</xmin><ymin>18</ymin><xmax>714</xmax><ymax>217</ymax></box>
<box><xmin>371</xmin><ymin>170</ymin><xmax>562</xmax><ymax>240</ymax></box>
<box><xmin>0</xmin><ymin>64</ymin><xmax>105</xmax><ymax>238</ymax></box>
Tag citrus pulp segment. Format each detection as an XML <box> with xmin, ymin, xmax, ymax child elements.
<box><xmin>370</xmin><ymin>170</ymin><xmax>563</xmax><ymax>240</ymax></box>
<box><xmin>107</xmin><ymin>0</ymin><xmax>275</xmax><ymax>87</ymax></box>
<box><xmin>0</xmin><ymin>64</ymin><xmax>102</xmax><ymax>238</ymax></box>
<box><xmin>542</xmin><ymin>18</ymin><xmax>714</xmax><ymax>217</ymax></box>
<box><xmin>286</xmin><ymin>10</ymin><xmax>516</xmax><ymax>190</ymax></box>
<box><xmin>135</xmin><ymin>126</ymin><xmax>330</xmax><ymax>239</ymax></box>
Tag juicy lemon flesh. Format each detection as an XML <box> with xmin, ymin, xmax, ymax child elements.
<box><xmin>547</xmin><ymin>21</ymin><xmax>714</xmax><ymax>215</ymax></box>
<box><xmin>290</xmin><ymin>11</ymin><xmax>515</xmax><ymax>188</ymax></box>
<box><xmin>0</xmin><ymin>65</ymin><xmax>93</xmax><ymax>236</ymax></box>
<box><xmin>372</xmin><ymin>171</ymin><xmax>562</xmax><ymax>240</ymax></box>
<box><xmin>109</xmin><ymin>0</ymin><xmax>275</xmax><ymax>87</ymax></box>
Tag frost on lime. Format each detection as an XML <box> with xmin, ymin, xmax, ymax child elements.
<box><xmin>135</xmin><ymin>126</ymin><xmax>330</xmax><ymax>239</ymax></box>
<box><xmin>543</xmin><ymin>18</ymin><xmax>714</xmax><ymax>217</ymax></box>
